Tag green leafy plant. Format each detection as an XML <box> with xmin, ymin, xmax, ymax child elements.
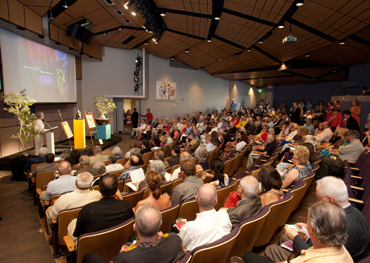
<box><xmin>93</xmin><ymin>96</ymin><xmax>117</xmax><ymax>119</ymax></box>
<box><xmin>0</xmin><ymin>90</ymin><xmax>39</xmax><ymax>155</ymax></box>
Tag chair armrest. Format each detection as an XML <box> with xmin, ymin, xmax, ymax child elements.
<box><xmin>349</xmin><ymin>197</ymin><xmax>364</xmax><ymax>204</ymax></box>
<box><xmin>64</xmin><ymin>235</ymin><xmax>76</xmax><ymax>252</ymax></box>
<box><xmin>264</xmin><ymin>155</ymin><xmax>270</xmax><ymax>158</ymax></box>
<box><xmin>36</xmin><ymin>188</ymin><xmax>41</xmax><ymax>196</ymax></box>
<box><xmin>52</xmin><ymin>218</ymin><xmax>57</xmax><ymax>224</ymax></box>
<box><xmin>255</xmin><ymin>164</ymin><xmax>260</xmax><ymax>168</ymax></box>
<box><xmin>351</xmin><ymin>167</ymin><xmax>359</xmax><ymax>171</ymax></box>
<box><xmin>351</xmin><ymin>175</ymin><xmax>362</xmax><ymax>180</ymax></box>
<box><xmin>283</xmin><ymin>189</ymin><xmax>289</xmax><ymax>193</ymax></box>
<box><xmin>261</xmin><ymin>159</ymin><xmax>266</xmax><ymax>162</ymax></box>
<box><xmin>44</xmin><ymin>200</ymin><xmax>50</xmax><ymax>206</ymax></box>
<box><xmin>350</xmin><ymin>185</ymin><xmax>364</xmax><ymax>191</ymax></box>
<box><xmin>348</xmin><ymin>161</ymin><xmax>356</xmax><ymax>167</ymax></box>
<box><xmin>31</xmin><ymin>177</ymin><xmax>36</xmax><ymax>183</ymax></box>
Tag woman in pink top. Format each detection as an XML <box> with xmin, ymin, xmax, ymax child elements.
<box><xmin>133</xmin><ymin>171</ymin><xmax>171</xmax><ymax>213</ymax></box>
<box><xmin>258</xmin><ymin>166</ymin><xmax>284</xmax><ymax>207</ymax></box>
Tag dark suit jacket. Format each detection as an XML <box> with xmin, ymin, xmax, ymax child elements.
<box><xmin>264</xmin><ymin>142</ymin><xmax>276</xmax><ymax>156</ymax></box>
<box><xmin>152</xmin><ymin>121</ymin><xmax>159</xmax><ymax>128</ymax></box>
<box><xmin>273</xmin><ymin>119</ymin><xmax>282</xmax><ymax>127</ymax></box>
<box><xmin>347</xmin><ymin>116</ymin><xmax>360</xmax><ymax>132</ymax></box>
<box><xmin>132</xmin><ymin>112</ymin><xmax>139</xmax><ymax>127</ymax></box>
<box><xmin>167</xmin><ymin>155</ymin><xmax>180</xmax><ymax>167</ymax></box>
<box><xmin>290</xmin><ymin>107</ymin><xmax>301</xmax><ymax>124</ymax></box>
<box><xmin>293</xmin><ymin>205</ymin><xmax>370</xmax><ymax>262</ymax></box>
<box><xmin>73</xmin><ymin>197</ymin><xmax>133</xmax><ymax>238</ymax></box>
<box><xmin>228</xmin><ymin>195</ymin><xmax>262</xmax><ymax>227</ymax></box>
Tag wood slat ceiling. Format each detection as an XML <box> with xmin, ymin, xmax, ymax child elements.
<box><xmin>17</xmin><ymin>0</ymin><xmax>370</xmax><ymax>87</ymax></box>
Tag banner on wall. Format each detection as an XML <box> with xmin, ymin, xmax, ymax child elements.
<box><xmin>156</xmin><ymin>81</ymin><xmax>176</xmax><ymax>101</ymax></box>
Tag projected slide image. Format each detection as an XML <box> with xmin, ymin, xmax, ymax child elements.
<box><xmin>18</xmin><ymin>39</ymin><xmax>70</xmax><ymax>100</ymax></box>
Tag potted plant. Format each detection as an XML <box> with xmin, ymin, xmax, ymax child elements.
<box><xmin>0</xmin><ymin>90</ymin><xmax>39</xmax><ymax>155</ymax></box>
<box><xmin>93</xmin><ymin>96</ymin><xmax>117</xmax><ymax>125</ymax></box>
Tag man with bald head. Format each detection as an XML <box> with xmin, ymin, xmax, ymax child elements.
<box><xmin>46</xmin><ymin>172</ymin><xmax>101</xmax><ymax>233</ymax></box>
<box><xmin>118</xmin><ymin>155</ymin><xmax>140</xmax><ymax>181</ymax></box>
<box><xmin>226</xmin><ymin>176</ymin><xmax>262</xmax><ymax>227</ymax></box>
<box><xmin>179</xmin><ymin>184</ymin><xmax>232</xmax><ymax>251</ymax></box>
<box><xmin>40</xmin><ymin>161</ymin><xmax>76</xmax><ymax>207</ymax></box>
<box><xmin>314</xmin><ymin>121</ymin><xmax>333</xmax><ymax>144</ymax></box>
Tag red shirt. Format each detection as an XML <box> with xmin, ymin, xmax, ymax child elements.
<box><xmin>141</xmin><ymin>112</ymin><xmax>153</xmax><ymax>121</ymax></box>
<box><xmin>330</xmin><ymin>112</ymin><xmax>343</xmax><ymax>129</ymax></box>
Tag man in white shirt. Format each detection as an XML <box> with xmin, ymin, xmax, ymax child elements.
<box><xmin>165</xmin><ymin>132</ymin><xmax>173</xmax><ymax>145</ymax></box>
<box><xmin>34</xmin><ymin>112</ymin><xmax>45</xmax><ymax>155</ymax></box>
<box><xmin>170</xmin><ymin>152</ymin><xmax>191</xmax><ymax>181</ymax></box>
<box><xmin>131</xmin><ymin>119</ymin><xmax>146</xmax><ymax>138</ymax></box>
<box><xmin>205</xmin><ymin>135</ymin><xmax>216</xmax><ymax>152</ymax></box>
<box><xmin>45</xmin><ymin>172</ymin><xmax>101</xmax><ymax>233</ymax></box>
<box><xmin>105</xmin><ymin>154</ymin><xmax>124</xmax><ymax>173</ymax></box>
<box><xmin>314</xmin><ymin>121</ymin><xmax>333</xmax><ymax>144</ymax></box>
<box><xmin>285</xmin><ymin>123</ymin><xmax>298</xmax><ymax>141</ymax></box>
<box><xmin>179</xmin><ymin>184</ymin><xmax>232</xmax><ymax>251</ymax></box>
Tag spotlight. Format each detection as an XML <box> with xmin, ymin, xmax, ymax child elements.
<box><xmin>279</xmin><ymin>63</ymin><xmax>287</xmax><ymax>71</ymax></box>
<box><xmin>246</xmin><ymin>47</ymin><xmax>251</xmax><ymax>52</ymax></box>
<box><xmin>134</xmin><ymin>77</ymin><xmax>139</xmax><ymax>82</ymax></box>
<box><xmin>185</xmin><ymin>49</ymin><xmax>189</xmax><ymax>53</ymax></box>
<box><xmin>160</xmin><ymin>10</ymin><xmax>166</xmax><ymax>17</ymax></box>
<box><xmin>132</xmin><ymin>4</ymin><xmax>139</xmax><ymax>16</ymax></box>
<box><xmin>258</xmin><ymin>38</ymin><xmax>263</xmax><ymax>44</ymax></box>
<box><xmin>119</xmin><ymin>27</ymin><xmax>123</xmax><ymax>30</ymax></box>
<box><xmin>296</xmin><ymin>0</ymin><xmax>304</xmax><ymax>6</ymax></box>
<box><xmin>124</xmin><ymin>3</ymin><xmax>128</xmax><ymax>9</ymax></box>
<box><xmin>144</xmin><ymin>40</ymin><xmax>149</xmax><ymax>45</ymax></box>
<box><xmin>142</xmin><ymin>21</ymin><xmax>149</xmax><ymax>29</ymax></box>
<box><xmin>125</xmin><ymin>0</ymin><xmax>135</xmax><ymax>8</ymax></box>
<box><xmin>278</xmin><ymin>21</ymin><xmax>284</xmax><ymax>28</ymax></box>
<box><xmin>62</xmin><ymin>0</ymin><xmax>69</xmax><ymax>8</ymax></box>
<box><xmin>171</xmin><ymin>56</ymin><xmax>175</xmax><ymax>61</ymax></box>
<box><xmin>207</xmin><ymin>34</ymin><xmax>212</xmax><ymax>42</ymax></box>
<box><xmin>48</xmin><ymin>11</ymin><xmax>54</xmax><ymax>20</ymax></box>
<box><xmin>339</xmin><ymin>39</ymin><xmax>346</xmax><ymax>45</ymax></box>
<box><xmin>214</xmin><ymin>16</ymin><xmax>220</xmax><ymax>20</ymax></box>
<box><xmin>305</xmin><ymin>53</ymin><xmax>310</xmax><ymax>57</ymax></box>
<box><xmin>134</xmin><ymin>83</ymin><xmax>139</xmax><ymax>92</ymax></box>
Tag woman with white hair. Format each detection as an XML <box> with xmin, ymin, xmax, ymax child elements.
<box><xmin>112</xmin><ymin>146</ymin><xmax>122</xmax><ymax>160</ymax></box>
<box><xmin>195</xmin><ymin>146</ymin><xmax>210</xmax><ymax>173</ymax></box>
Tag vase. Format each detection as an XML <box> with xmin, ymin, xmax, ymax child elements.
<box><xmin>95</xmin><ymin>118</ymin><xmax>110</xmax><ymax>125</ymax></box>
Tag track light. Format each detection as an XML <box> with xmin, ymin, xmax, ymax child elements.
<box><xmin>142</xmin><ymin>21</ymin><xmax>149</xmax><ymax>29</ymax></box>
<box><xmin>185</xmin><ymin>49</ymin><xmax>189</xmax><ymax>53</ymax></box>
<box><xmin>279</xmin><ymin>63</ymin><xmax>287</xmax><ymax>71</ymax></box>
<box><xmin>125</xmin><ymin>0</ymin><xmax>135</xmax><ymax>9</ymax></box>
<box><xmin>160</xmin><ymin>10</ymin><xmax>166</xmax><ymax>16</ymax></box>
<box><xmin>207</xmin><ymin>34</ymin><xmax>212</xmax><ymax>42</ymax></box>
<box><xmin>246</xmin><ymin>47</ymin><xmax>251</xmax><ymax>52</ymax></box>
<box><xmin>214</xmin><ymin>16</ymin><xmax>220</xmax><ymax>20</ymax></box>
<box><xmin>152</xmin><ymin>35</ymin><xmax>161</xmax><ymax>44</ymax></box>
<box><xmin>124</xmin><ymin>3</ymin><xmax>128</xmax><ymax>9</ymax></box>
<box><xmin>278</xmin><ymin>21</ymin><xmax>284</xmax><ymax>29</ymax></box>
<box><xmin>258</xmin><ymin>38</ymin><xmax>263</xmax><ymax>44</ymax></box>
<box><xmin>171</xmin><ymin>56</ymin><xmax>175</xmax><ymax>61</ymax></box>
<box><xmin>305</xmin><ymin>53</ymin><xmax>310</xmax><ymax>57</ymax></box>
<box><xmin>296</xmin><ymin>0</ymin><xmax>304</xmax><ymax>7</ymax></box>
<box><xmin>339</xmin><ymin>39</ymin><xmax>346</xmax><ymax>45</ymax></box>
<box><xmin>48</xmin><ymin>11</ymin><xmax>54</xmax><ymax>20</ymax></box>
<box><xmin>104</xmin><ymin>31</ymin><xmax>107</xmax><ymax>35</ymax></box>
<box><xmin>131</xmin><ymin>3</ymin><xmax>139</xmax><ymax>16</ymax></box>
<box><xmin>144</xmin><ymin>40</ymin><xmax>149</xmax><ymax>45</ymax></box>
<box><xmin>119</xmin><ymin>27</ymin><xmax>123</xmax><ymax>30</ymax></box>
<box><xmin>62</xmin><ymin>0</ymin><xmax>69</xmax><ymax>8</ymax></box>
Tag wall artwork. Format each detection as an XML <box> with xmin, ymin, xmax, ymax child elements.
<box><xmin>156</xmin><ymin>81</ymin><xmax>177</xmax><ymax>101</ymax></box>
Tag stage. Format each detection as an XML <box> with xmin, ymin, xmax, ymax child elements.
<box><xmin>0</xmin><ymin>135</ymin><xmax>122</xmax><ymax>181</ymax></box>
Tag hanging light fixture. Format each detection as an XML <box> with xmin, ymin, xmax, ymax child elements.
<box><xmin>296</xmin><ymin>0</ymin><xmax>304</xmax><ymax>7</ymax></box>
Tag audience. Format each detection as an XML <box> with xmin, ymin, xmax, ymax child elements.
<box><xmin>258</xmin><ymin>166</ymin><xmax>284</xmax><ymax>207</ymax></box>
<box><xmin>112</xmin><ymin>146</ymin><xmax>123</xmax><ymax>160</ymax></box>
<box><xmin>195</xmin><ymin>146</ymin><xmax>209</xmax><ymax>173</ymax></box>
<box><xmin>89</xmin><ymin>146</ymin><xmax>108</xmax><ymax>164</ymax></box>
<box><xmin>202</xmin><ymin>158</ymin><xmax>229</xmax><ymax>188</ymax></box>
<box><xmin>91</xmin><ymin>162</ymin><xmax>108</xmax><ymax>186</ymax></box>
<box><xmin>24</xmin><ymin>147</ymin><xmax>48</xmax><ymax>178</ymax></box>
<box><xmin>74</xmin><ymin>155</ymin><xmax>97</xmax><ymax>176</ymax></box>
<box><xmin>118</xmin><ymin>156</ymin><xmax>140</xmax><ymax>181</ymax></box>
<box><xmin>105</xmin><ymin>154</ymin><xmax>124</xmax><ymax>173</ymax></box>
<box><xmin>167</xmin><ymin>145</ymin><xmax>181</xmax><ymax>167</ymax></box>
<box><xmin>28</xmin><ymin>152</ymin><xmax>58</xmax><ymax>179</ymax></box>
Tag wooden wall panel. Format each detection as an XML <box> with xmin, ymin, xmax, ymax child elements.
<box><xmin>49</xmin><ymin>23</ymin><xmax>59</xmax><ymax>41</ymax></box>
<box><xmin>8</xmin><ymin>0</ymin><xmax>25</xmax><ymax>27</ymax></box>
<box><xmin>82</xmin><ymin>42</ymin><xmax>102</xmax><ymax>60</ymax></box>
<box><xmin>24</xmin><ymin>7</ymin><xmax>42</xmax><ymax>34</ymax></box>
<box><xmin>93</xmin><ymin>43</ymin><xmax>102</xmax><ymax>60</ymax></box>
<box><xmin>58</xmin><ymin>27</ymin><xmax>75</xmax><ymax>48</ymax></box>
<box><xmin>0</xmin><ymin>0</ymin><xmax>9</xmax><ymax>20</ymax></box>
<box><xmin>76</xmin><ymin>56</ymin><xmax>82</xmax><ymax>80</ymax></box>
<box><xmin>82</xmin><ymin>42</ymin><xmax>94</xmax><ymax>57</ymax></box>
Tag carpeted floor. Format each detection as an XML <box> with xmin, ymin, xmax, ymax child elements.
<box><xmin>0</xmin><ymin>134</ymin><xmax>316</xmax><ymax>263</ymax></box>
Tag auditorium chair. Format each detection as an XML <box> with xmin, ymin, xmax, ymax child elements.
<box><xmin>109</xmin><ymin>170</ymin><xmax>124</xmax><ymax>178</ymax></box>
<box><xmin>189</xmin><ymin>225</ymin><xmax>240</xmax><ymax>263</ymax></box>
<box><xmin>223</xmin><ymin>158</ymin><xmax>236</xmax><ymax>178</ymax></box>
<box><xmin>288</xmin><ymin>179</ymin><xmax>307</xmax><ymax>212</ymax></box>
<box><xmin>51</xmin><ymin>207</ymin><xmax>82</xmax><ymax>258</ymax></box>
<box><xmin>33</xmin><ymin>170</ymin><xmax>55</xmax><ymax>204</ymax></box>
<box><xmin>121</xmin><ymin>191</ymin><xmax>144</xmax><ymax>208</ymax></box>
<box><xmin>254</xmin><ymin>192</ymin><xmax>294</xmax><ymax>247</ymax></box>
<box><xmin>159</xmin><ymin>204</ymin><xmax>180</xmax><ymax>234</ymax></box>
<box><xmin>177</xmin><ymin>199</ymin><xmax>199</xmax><ymax>221</ymax></box>
<box><xmin>206</xmin><ymin>149</ymin><xmax>218</xmax><ymax>166</ymax></box>
<box><xmin>116</xmin><ymin>157</ymin><xmax>127</xmax><ymax>165</ymax></box>
<box><xmin>214</xmin><ymin>182</ymin><xmax>237</xmax><ymax>210</ymax></box>
<box><xmin>178</xmin><ymin>252</ymin><xmax>192</xmax><ymax>263</ymax></box>
<box><xmin>229</xmin><ymin>206</ymin><xmax>270</xmax><ymax>258</ymax></box>
<box><xmin>171</xmin><ymin>164</ymin><xmax>180</xmax><ymax>174</ymax></box>
<box><xmin>137</xmin><ymin>163</ymin><xmax>148</xmax><ymax>173</ymax></box>
<box><xmin>142</xmin><ymin>151</ymin><xmax>154</xmax><ymax>164</ymax></box>
<box><xmin>163</xmin><ymin>146</ymin><xmax>171</xmax><ymax>158</ymax></box>
<box><xmin>233</xmin><ymin>170</ymin><xmax>247</xmax><ymax>180</ymax></box>
<box><xmin>64</xmin><ymin>218</ymin><xmax>135</xmax><ymax>263</ymax></box>
<box><xmin>171</xmin><ymin>178</ymin><xmax>183</xmax><ymax>192</ymax></box>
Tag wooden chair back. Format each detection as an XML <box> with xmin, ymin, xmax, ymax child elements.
<box><xmin>232</xmin><ymin>152</ymin><xmax>244</xmax><ymax>175</ymax></box>
<box><xmin>110</xmin><ymin>170</ymin><xmax>123</xmax><ymax>178</ymax></box>
<box><xmin>163</xmin><ymin>146</ymin><xmax>171</xmax><ymax>158</ymax></box>
<box><xmin>231</xmin><ymin>179</ymin><xmax>241</xmax><ymax>192</ymax></box>
<box><xmin>177</xmin><ymin>199</ymin><xmax>199</xmax><ymax>221</ymax></box>
<box><xmin>76</xmin><ymin>219</ymin><xmax>134</xmax><ymax>263</ymax></box>
<box><xmin>142</xmin><ymin>151</ymin><xmax>154</xmax><ymax>164</ymax></box>
<box><xmin>143</xmin><ymin>189</ymin><xmax>149</xmax><ymax>199</ymax></box>
<box><xmin>215</xmin><ymin>183</ymin><xmax>236</xmax><ymax>210</ymax></box>
<box><xmin>35</xmin><ymin>170</ymin><xmax>55</xmax><ymax>190</ymax></box>
<box><xmin>171</xmin><ymin>178</ymin><xmax>183</xmax><ymax>192</ymax></box>
<box><xmin>117</xmin><ymin>158</ymin><xmax>127</xmax><ymax>166</ymax></box>
<box><xmin>50</xmin><ymin>194</ymin><xmax>62</xmax><ymax>205</ymax></box>
<box><xmin>289</xmin><ymin>179</ymin><xmax>307</xmax><ymax>212</ymax></box>
<box><xmin>57</xmin><ymin>207</ymin><xmax>82</xmax><ymax>245</ymax></box>
<box><xmin>171</xmin><ymin>164</ymin><xmax>180</xmax><ymax>174</ymax></box>
<box><xmin>31</xmin><ymin>162</ymin><xmax>45</xmax><ymax>172</ymax></box>
<box><xmin>229</xmin><ymin>206</ymin><xmax>270</xmax><ymax>257</ymax></box>
<box><xmin>117</xmin><ymin>180</ymin><xmax>124</xmax><ymax>192</ymax></box>
<box><xmin>193</xmin><ymin>158</ymin><xmax>199</xmax><ymax>165</ymax></box>
<box><xmin>159</xmin><ymin>204</ymin><xmax>180</xmax><ymax>234</ymax></box>
<box><xmin>223</xmin><ymin>158</ymin><xmax>235</xmax><ymax>178</ymax></box>
<box><xmin>254</xmin><ymin>192</ymin><xmax>293</xmax><ymax>247</ymax></box>
<box><xmin>122</xmin><ymin>179</ymin><xmax>131</xmax><ymax>193</ymax></box>
<box><xmin>206</xmin><ymin>149</ymin><xmax>217</xmax><ymax>166</ymax></box>
<box><xmin>137</xmin><ymin>164</ymin><xmax>148</xmax><ymax>173</ymax></box>
<box><xmin>160</xmin><ymin>181</ymin><xmax>173</xmax><ymax>193</ymax></box>
<box><xmin>92</xmin><ymin>185</ymin><xmax>100</xmax><ymax>191</ymax></box>
<box><xmin>251</xmin><ymin>169</ymin><xmax>261</xmax><ymax>179</ymax></box>
<box><xmin>121</xmin><ymin>191</ymin><xmax>144</xmax><ymax>208</ymax></box>
<box><xmin>190</xmin><ymin>226</ymin><xmax>240</xmax><ymax>263</ymax></box>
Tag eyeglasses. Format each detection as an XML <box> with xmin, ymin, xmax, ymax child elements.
<box><xmin>287</xmin><ymin>251</ymin><xmax>302</xmax><ymax>262</ymax></box>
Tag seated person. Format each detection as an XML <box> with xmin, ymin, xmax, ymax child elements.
<box><xmin>195</xmin><ymin>146</ymin><xmax>210</xmax><ymax>173</ymax></box>
<box><xmin>112</xmin><ymin>146</ymin><xmax>123</xmax><ymax>160</ymax></box>
<box><xmin>91</xmin><ymin>162</ymin><xmax>108</xmax><ymax>186</ymax></box>
<box><xmin>202</xmin><ymin>158</ymin><xmax>229</xmax><ymax>188</ymax></box>
<box><xmin>105</xmin><ymin>154</ymin><xmax>124</xmax><ymax>173</ymax></box>
<box><xmin>258</xmin><ymin>166</ymin><xmax>284</xmax><ymax>207</ymax></box>
<box><xmin>75</xmin><ymin>155</ymin><xmax>98</xmax><ymax>176</ymax></box>
<box><xmin>124</xmin><ymin>142</ymin><xmax>137</xmax><ymax>159</ymax></box>
<box><xmin>246</xmin><ymin>134</ymin><xmax>276</xmax><ymax>168</ymax></box>
<box><xmin>28</xmin><ymin>152</ymin><xmax>58</xmax><ymax>179</ymax></box>
<box><xmin>139</xmin><ymin>139</ymin><xmax>151</xmax><ymax>154</ymax></box>
<box><xmin>320</xmin><ymin>127</ymin><xmax>349</xmax><ymax>158</ymax></box>
<box><xmin>24</xmin><ymin>147</ymin><xmax>47</xmax><ymax>178</ymax></box>
<box><xmin>167</xmin><ymin>145</ymin><xmax>180</xmax><ymax>167</ymax></box>
<box><xmin>278</xmin><ymin>146</ymin><xmax>311</xmax><ymax>189</ymax></box>
<box><xmin>226</xmin><ymin>176</ymin><xmax>262</xmax><ymax>227</ymax></box>
<box><xmin>123</xmin><ymin>148</ymin><xmax>144</xmax><ymax>169</ymax></box>
<box><xmin>179</xmin><ymin>184</ymin><xmax>232</xmax><ymax>251</ymax></box>
<box><xmin>152</xmin><ymin>150</ymin><xmax>170</xmax><ymax>169</ymax></box>
<box><xmin>82</xmin><ymin>203</ymin><xmax>184</xmax><ymax>263</ymax></box>
<box><xmin>118</xmin><ymin>156</ymin><xmax>140</xmax><ymax>181</ymax></box>
<box><xmin>89</xmin><ymin>146</ymin><xmax>108</xmax><ymax>164</ymax></box>
<box><xmin>133</xmin><ymin>171</ymin><xmax>171</xmax><ymax>213</ymax></box>
<box><xmin>148</xmin><ymin>160</ymin><xmax>171</xmax><ymax>183</ymax></box>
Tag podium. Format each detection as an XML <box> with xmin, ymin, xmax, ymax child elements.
<box><xmin>74</xmin><ymin>119</ymin><xmax>86</xmax><ymax>149</ymax></box>
<box><xmin>95</xmin><ymin>124</ymin><xmax>111</xmax><ymax>140</ymax></box>
<box><xmin>45</xmin><ymin>127</ymin><xmax>58</xmax><ymax>154</ymax></box>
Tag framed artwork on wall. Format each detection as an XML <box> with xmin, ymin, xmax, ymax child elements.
<box><xmin>156</xmin><ymin>81</ymin><xmax>176</xmax><ymax>101</ymax></box>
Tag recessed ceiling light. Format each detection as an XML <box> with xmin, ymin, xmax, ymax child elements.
<box><xmin>305</xmin><ymin>53</ymin><xmax>310</xmax><ymax>57</ymax></box>
<box><xmin>215</xmin><ymin>16</ymin><xmax>220</xmax><ymax>20</ymax></box>
<box><xmin>339</xmin><ymin>39</ymin><xmax>346</xmax><ymax>45</ymax></box>
<box><xmin>296</xmin><ymin>0</ymin><xmax>304</xmax><ymax>7</ymax></box>
<box><xmin>258</xmin><ymin>38</ymin><xmax>263</xmax><ymax>44</ymax></box>
<box><xmin>247</xmin><ymin>47</ymin><xmax>251</xmax><ymax>52</ymax></box>
<box><xmin>185</xmin><ymin>49</ymin><xmax>189</xmax><ymax>53</ymax></box>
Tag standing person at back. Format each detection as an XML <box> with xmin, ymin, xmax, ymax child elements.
<box><xmin>132</xmin><ymin>108</ymin><xmax>139</xmax><ymax>128</ymax></box>
<box><xmin>141</xmin><ymin>108</ymin><xmax>153</xmax><ymax>125</ymax></box>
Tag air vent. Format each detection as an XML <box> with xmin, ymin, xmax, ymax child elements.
<box><xmin>115</xmin><ymin>10</ymin><xmax>123</xmax><ymax>15</ymax></box>
<box><xmin>104</xmin><ymin>0</ymin><xmax>114</xmax><ymax>5</ymax></box>
<box><xmin>124</xmin><ymin>19</ymin><xmax>131</xmax><ymax>24</ymax></box>
<box><xmin>169</xmin><ymin>59</ymin><xmax>195</xmax><ymax>70</ymax></box>
<box><xmin>122</xmin><ymin>36</ymin><xmax>136</xmax><ymax>45</ymax></box>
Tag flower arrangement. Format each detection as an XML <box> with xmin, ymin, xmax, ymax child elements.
<box><xmin>0</xmin><ymin>90</ymin><xmax>39</xmax><ymax>155</ymax></box>
<box><xmin>93</xmin><ymin>96</ymin><xmax>117</xmax><ymax>119</ymax></box>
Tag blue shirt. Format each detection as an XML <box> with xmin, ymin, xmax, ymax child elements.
<box><xmin>24</xmin><ymin>156</ymin><xmax>45</xmax><ymax>171</ymax></box>
<box><xmin>44</xmin><ymin>174</ymin><xmax>76</xmax><ymax>201</ymax></box>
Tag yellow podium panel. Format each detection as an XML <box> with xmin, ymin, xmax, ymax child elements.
<box><xmin>74</xmin><ymin>119</ymin><xmax>86</xmax><ymax>149</ymax></box>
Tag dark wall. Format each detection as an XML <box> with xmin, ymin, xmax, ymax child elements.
<box><xmin>273</xmin><ymin>81</ymin><xmax>344</xmax><ymax>110</ymax></box>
